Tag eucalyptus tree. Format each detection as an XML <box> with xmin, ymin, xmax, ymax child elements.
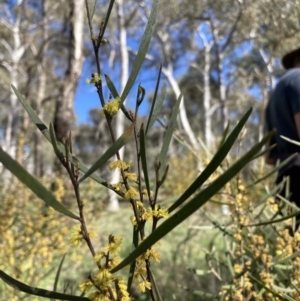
<box><xmin>234</xmin><ymin>0</ymin><xmax>300</xmax><ymax>141</ymax></box>
<box><xmin>52</xmin><ymin>0</ymin><xmax>85</xmax><ymax>144</ymax></box>
<box><xmin>0</xmin><ymin>0</ymin><xmax>29</xmax><ymax>159</ymax></box>
<box><xmin>0</xmin><ymin>0</ymin><xmax>86</xmax><ymax>177</ymax></box>
<box><xmin>135</xmin><ymin>0</ymin><xmax>257</xmax><ymax>153</ymax></box>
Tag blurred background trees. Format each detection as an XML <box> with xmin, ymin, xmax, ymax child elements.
<box><xmin>1</xmin><ymin>0</ymin><xmax>300</xmax><ymax>200</ymax></box>
<box><xmin>2</xmin><ymin>1</ymin><xmax>300</xmax><ymax>300</ymax></box>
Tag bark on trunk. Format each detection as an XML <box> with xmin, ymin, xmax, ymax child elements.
<box><xmin>5</xmin><ymin>7</ymin><xmax>26</xmax><ymax>157</ymax></box>
<box><xmin>107</xmin><ymin>0</ymin><xmax>129</xmax><ymax>211</ymax></box>
<box><xmin>53</xmin><ymin>0</ymin><xmax>84</xmax><ymax>144</ymax></box>
<box><xmin>218</xmin><ymin>55</ymin><xmax>228</xmax><ymax>132</ymax></box>
<box><xmin>258</xmin><ymin>50</ymin><xmax>276</xmax><ymax>141</ymax></box>
<box><xmin>203</xmin><ymin>41</ymin><xmax>213</xmax><ymax>149</ymax></box>
<box><xmin>34</xmin><ymin>0</ymin><xmax>48</xmax><ymax>177</ymax></box>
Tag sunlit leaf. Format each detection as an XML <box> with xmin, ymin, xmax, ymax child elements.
<box><xmin>139</xmin><ymin>123</ymin><xmax>151</xmax><ymax>197</ymax></box>
<box><xmin>281</xmin><ymin>135</ymin><xmax>300</xmax><ymax>147</ymax></box>
<box><xmin>53</xmin><ymin>254</ymin><xmax>66</xmax><ymax>294</ymax></box>
<box><xmin>98</xmin><ymin>0</ymin><xmax>115</xmax><ymax>45</ymax></box>
<box><xmin>159</xmin><ymin>93</ymin><xmax>182</xmax><ymax>173</ymax></box>
<box><xmin>105</xmin><ymin>74</ymin><xmax>131</xmax><ymax>121</ymax></box>
<box><xmin>217</xmin><ymin>121</ymin><xmax>230</xmax><ymax>151</ymax></box>
<box><xmin>145</xmin><ymin>65</ymin><xmax>162</xmax><ymax>134</ymax></box>
<box><xmin>120</xmin><ymin>0</ymin><xmax>158</xmax><ymax>103</ymax></box>
<box><xmin>146</xmin><ymin>81</ymin><xmax>166</xmax><ymax>135</ymax></box>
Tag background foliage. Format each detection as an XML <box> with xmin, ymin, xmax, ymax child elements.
<box><xmin>1</xmin><ymin>0</ymin><xmax>300</xmax><ymax>300</ymax></box>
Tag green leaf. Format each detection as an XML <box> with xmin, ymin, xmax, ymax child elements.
<box><xmin>53</xmin><ymin>254</ymin><xmax>66</xmax><ymax>294</ymax></box>
<box><xmin>246</xmin><ymin>153</ymin><xmax>298</xmax><ymax>188</ymax></box>
<box><xmin>168</xmin><ymin>107</ymin><xmax>253</xmax><ymax>214</ymax></box>
<box><xmin>79</xmin><ymin>124</ymin><xmax>133</xmax><ymax>183</ymax></box>
<box><xmin>277</xmin><ymin>250</ymin><xmax>300</xmax><ymax>264</ymax></box>
<box><xmin>105</xmin><ymin>74</ymin><xmax>119</xmax><ymax>97</ymax></box>
<box><xmin>105</xmin><ymin>74</ymin><xmax>131</xmax><ymax>121</ymax></box>
<box><xmin>110</xmin><ymin>132</ymin><xmax>271</xmax><ymax>273</ymax></box>
<box><xmin>159</xmin><ymin>93</ymin><xmax>182</xmax><ymax>173</ymax></box>
<box><xmin>90</xmin><ymin>0</ymin><xmax>98</xmax><ymax>20</ymax></box>
<box><xmin>0</xmin><ymin>270</ymin><xmax>88</xmax><ymax>301</ymax></box>
<box><xmin>251</xmin><ymin>143</ymin><xmax>276</xmax><ymax>161</ymax></box>
<box><xmin>248</xmin><ymin>206</ymin><xmax>300</xmax><ymax>227</ymax></box>
<box><xmin>49</xmin><ymin>123</ymin><xmax>64</xmax><ymax>161</ymax></box>
<box><xmin>139</xmin><ymin>123</ymin><xmax>151</xmax><ymax>197</ymax></box>
<box><xmin>217</xmin><ymin>121</ymin><xmax>230</xmax><ymax>151</ymax></box>
<box><xmin>145</xmin><ymin>65</ymin><xmax>162</xmax><ymax>134</ymax></box>
<box><xmin>281</xmin><ymin>135</ymin><xmax>300</xmax><ymax>147</ymax></box>
<box><xmin>248</xmin><ymin>274</ymin><xmax>294</xmax><ymax>301</ymax></box>
<box><xmin>0</xmin><ymin>148</ymin><xmax>79</xmax><ymax>220</ymax></box>
<box><xmin>190</xmin><ymin>269</ymin><xmax>212</xmax><ymax>276</ymax></box>
<box><xmin>189</xmin><ymin>289</ymin><xmax>218</xmax><ymax>299</ymax></box>
<box><xmin>127</xmin><ymin>226</ymin><xmax>139</xmax><ymax>291</ymax></box>
<box><xmin>98</xmin><ymin>0</ymin><xmax>115</xmax><ymax>45</ymax></box>
<box><xmin>120</xmin><ymin>0</ymin><xmax>158</xmax><ymax>103</ymax></box>
<box><xmin>149</xmin><ymin>268</ymin><xmax>163</xmax><ymax>301</ymax></box>
<box><xmin>146</xmin><ymin>80</ymin><xmax>166</xmax><ymax>135</ymax></box>
<box><xmin>12</xmin><ymin>85</ymin><xmax>109</xmax><ymax>189</ymax></box>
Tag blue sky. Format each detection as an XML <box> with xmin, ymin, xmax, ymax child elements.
<box><xmin>74</xmin><ymin>59</ymin><xmax>166</xmax><ymax>124</ymax></box>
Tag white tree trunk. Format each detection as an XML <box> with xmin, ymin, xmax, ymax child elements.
<box><xmin>107</xmin><ymin>0</ymin><xmax>129</xmax><ymax>211</ymax></box>
<box><xmin>3</xmin><ymin>2</ymin><xmax>26</xmax><ymax>157</ymax></box>
<box><xmin>218</xmin><ymin>55</ymin><xmax>227</xmax><ymax>132</ymax></box>
<box><xmin>258</xmin><ymin>49</ymin><xmax>276</xmax><ymax>140</ymax></box>
<box><xmin>202</xmin><ymin>39</ymin><xmax>213</xmax><ymax>149</ymax></box>
<box><xmin>33</xmin><ymin>0</ymin><xmax>48</xmax><ymax>177</ymax></box>
<box><xmin>164</xmin><ymin>67</ymin><xmax>200</xmax><ymax>151</ymax></box>
<box><xmin>203</xmin><ymin>47</ymin><xmax>214</xmax><ymax>150</ymax></box>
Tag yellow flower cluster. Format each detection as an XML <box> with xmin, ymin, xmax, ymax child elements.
<box><xmin>101</xmin><ymin>96</ymin><xmax>121</xmax><ymax>116</ymax></box>
<box><xmin>1</xmin><ymin>182</ymin><xmax>70</xmax><ymax>300</ymax></box>
<box><xmin>125</xmin><ymin>186</ymin><xmax>139</xmax><ymax>201</ymax></box>
<box><xmin>53</xmin><ymin>176</ymin><xmax>65</xmax><ymax>201</ymax></box>
<box><xmin>152</xmin><ymin>206</ymin><xmax>169</xmax><ymax>219</ymax></box>
<box><xmin>69</xmin><ymin>224</ymin><xmax>97</xmax><ymax>247</ymax></box>
<box><xmin>131</xmin><ymin>202</ymin><xmax>169</xmax><ymax>224</ymax></box>
<box><xmin>104</xmin><ymin>235</ymin><xmax>122</xmax><ymax>254</ymax></box>
<box><xmin>267</xmin><ymin>197</ymin><xmax>279</xmax><ymax>212</ymax></box>
<box><xmin>124</xmin><ymin>172</ymin><xmax>138</xmax><ymax>182</ymax></box>
<box><xmin>69</xmin><ymin>224</ymin><xmax>83</xmax><ymax>246</ymax></box>
<box><xmin>86</xmin><ymin>73</ymin><xmax>101</xmax><ymax>84</ymax></box>
<box><xmin>129</xmin><ymin>247</ymin><xmax>162</xmax><ymax>293</ymax></box>
<box><xmin>79</xmin><ymin>235</ymin><xmax>131</xmax><ymax>301</ymax></box>
<box><xmin>276</xmin><ymin>229</ymin><xmax>293</xmax><ymax>257</ymax></box>
<box><xmin>109</xmin><ymin>160</ymin><xmax>132</xmax><ymax>171</ymax></box>
<box><xmin>218</xmin><ymin>175</ymin><xmax>300</xmax><ymax>300</ymax></box>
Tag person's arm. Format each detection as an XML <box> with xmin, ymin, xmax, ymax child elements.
<box><xmin>265</xmin><ymin>139</ymin><xmax>276</xmax><ymax>165</ymax></box>
<box><xmin>294</xmin><ymin>112</ymin><xmax>300</xmax><ymax>139</ymax></box>
<box><xmin>264</xmin><ymin>108</ymin><xmax>276</xmax><ymax>165</ymax></box>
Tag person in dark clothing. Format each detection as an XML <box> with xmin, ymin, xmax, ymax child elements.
<box><xmin>265</xmin><ymin>47</ymin><xmax>300</xmax><ymax>226</ymax></box>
